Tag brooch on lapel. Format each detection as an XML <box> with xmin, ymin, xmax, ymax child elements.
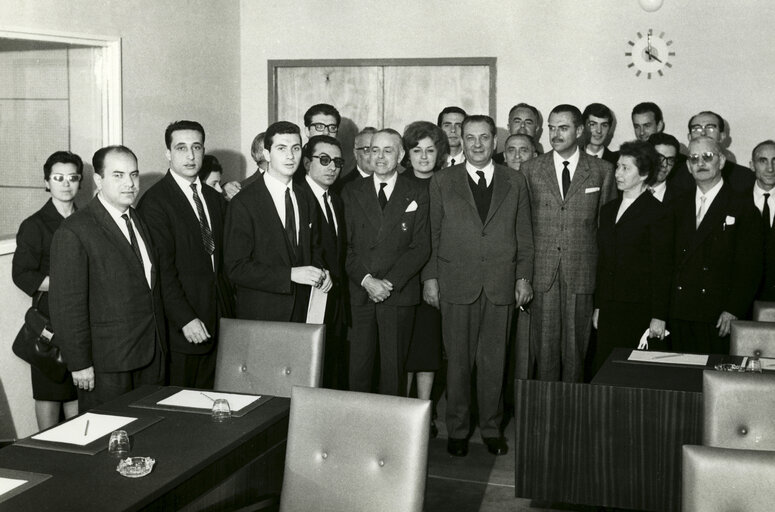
<box><xmin>723</xmin><ymin>215</ymin><xmax>735</xmax><ymax>231</ymax></box>
<box><xmin>401</xmin><ymin>222</ymin><xmax>408</xmax><ymax>232</ymax></box>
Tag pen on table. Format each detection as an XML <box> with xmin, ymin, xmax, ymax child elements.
<box><xmin>200</xmin><ymin>392</ymin><xmax>215</xmax><ymax>402</ymax></box>
<box><xmin>84</xmin><ymin>419</ymin><xmax>89</xmax><ymax>437</ymax></box>
<box><xmin>652</xmin><ymin>353</ymin><xmax>684</xmax><ymax>360</ymax></box>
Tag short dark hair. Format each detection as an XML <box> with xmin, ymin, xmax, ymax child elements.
<box><xmin>402</xmin><ymin>121</ymin><xmax>450</xmax><ymax>172</ymax></box>
<box><xmin>91</xmin><ymin>145</ymin><xmax>138</xmax><ymax>177</ymax></box>
<box><xmin>437</xmin><ymin>106</ymin><xmax>468</xmax><ymax>127</ymax></box>
<box><xmin>647</xmin><ymin>132</ymin><xmax>680</xmax><ymax>154</ymax></box>
<box><xmin>303</xmin><ymin>104</ymin><xmax>341</xmax><ymax>127</ymax></box>
<box><xmin>618</xmin><ymin>140</ymin><xmax>660</xmax><ymax>186</ymax></box>
<box><xmin>43</xmin><ymin>151</ymin><xmax>83</xmax><ymax>181</ymax></box>
<box><xmin>508</xmin><ymin>103</ymin><xmax>540</xmax><ymax>121</ymax></box>
<box><xmin>582</xmin><ymin>103</ymin><xmax>613</xmax><ymax>124</ymax></box>
<box><xmin>165</xmin><ymin>120</ymin><xmax>205</xmax><ymax>149</ymax></box>
<box><xmin>549</xmin><ymin>104</ymin><xmax>583</xmax><ymax>127</ymax></box>
<box><xmin>752</xmin><ymin>139</ymin><xmax>775</xmax><ymax>162</ymax></box>
<box><xmin>250</xmin><ymin>132</ymin><xmax>266</xmax><ymax>164</ymax></box>
<box><xmin>631</xmin><ymin>102</ymin><xmax>663</xmax><ymax>124</ymax></box>
<box><xmin>688</xmin><ymin>111</ymin><xmax>726</xmax><ymax>134</ymax></box>
<box><xmin>198</xmin><ymin>154</ymin><xmax>222</xmax><ymax>182</ymax></box>
<box><xmin>462</xmin><ymin>115</ymin><xmax>497</xmax><ymax>137</ymax></box>
<box><xmin>504</xmin><ymin>133</ymin><xmax>536</xmax><ymax>152</ymax></box>
<box><xmin>303</xmin><ymin>135</ymin><xmax>342</xmax><ymax>160</ymax></box>
<box><xmin>264</xmin><ymin>121</ymin><xmax>301</xmax><ymax>151</ymax></box>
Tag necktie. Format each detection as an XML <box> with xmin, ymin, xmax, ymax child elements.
<box><xmin>378</xmin><ymin>182</ymin><xmax>388</xmax><ymax>210</ymax></box>
<box><xmin>190</xmin><ymin>183</ymin><xmax>214</xmax><ymax>255</ymax></box>
<box><xmin>561</xmin><ymin>161</ymin><xmax>571</xmax><ymax>198</ymax></box>
<box><xmin>285</xmin><ymin>187</ymin><xmax>297</xmax><ymax>249</ymax></box>
<box><xmin>696</xmin><ymin>195</ymin><xmax>707</xmax><ymax>228</ymax></box>
<box><xmin>323</xmin><ymin>191</ymin><xmax>337</xmax><ymax>237</ymax></box>
<box><xmin>121</xmin><ymin>212</ymin><xmax>143</xmax><ymax>263</ymax></box>
<box><xmin>450</xmin><ymin>158</ymin><xmax>456</xmax><ymax>166</ymax></box>
<box><xmin>476</xmin><ymin>170</ymin><xmax>487</xmax><ymax>190</ymax></box>
<box><xmin>764</xmin><ymin>193</ymin><xmax>771</xmax><ymax>230</ymax></box>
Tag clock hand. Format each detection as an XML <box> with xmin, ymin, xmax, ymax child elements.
<box><xmin>645</xmin><ymin>50</ymin><xmax>663</xmax><ymax>64</ymax></box>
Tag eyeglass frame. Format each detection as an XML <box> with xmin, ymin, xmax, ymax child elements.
<box><xmin>689</xmin><ymin>123</ymin><xmax>719</xmax><ymax>135</ymax></box>
<box><xmin>657</xmin><ymin>155</ymin><xmax>676</xmax><ymax>166</ymax></box>
<box><xmin>308</xmin><ymin>122</ymin><xmax>339</xmax><ymax>134</ymax></box>
<box><xmin>311</xmin><ymin>153</ymin><xmax>345</xmax><ymax>169</ymax></box>
<box><xmin>687</xmin><ymin>151</ymin><xmax>719</xmax><ymax>164</ymax></box>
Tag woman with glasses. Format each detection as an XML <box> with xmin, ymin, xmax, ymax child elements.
<box><xmin>12</xmin><ymin>151</ymin><xmax>82</xmax><ymax>429</ymax></box>
<box><xmin>590</xmin><ymin>140</ymin><xmax>673</xmax><ymax>375</ymax></box>
<box><xmin>401</xmin><ymin>121</ymin><xmax>448</xmax><ymax>437</ymax></box>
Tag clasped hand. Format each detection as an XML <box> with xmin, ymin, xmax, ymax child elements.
<box><xmin>364</xmin><ymin>276</ymin><xmax>393</xmax><ymax>303</ymax></box>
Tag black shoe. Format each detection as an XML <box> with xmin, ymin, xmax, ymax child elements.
<box><xmin>447</xmin><ymin>437</ymin><xmax>468</xmax><ymax>457</ymax></box>
<box><xmin>430</xmin><ymin>420</ymin><xmax>438</xmax><ymax>439</ymax></box>
<box><xmin>483</xmin><ymin>436</ymin><xmax>508</xmax><ymax>456</ymax></box>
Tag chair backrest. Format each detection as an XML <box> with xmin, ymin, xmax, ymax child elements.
<box><xmin>753</xmin><ymin>300</ymin><xmax>775</xmax><ymax>322</ymax></box>
<box><xmin>703</xmin><ymin>370</ymin><xmax>775</xmax><ymax>450</ymax></box>
<box><xmin>683</xmin><ymin>445</ymin><xmax>775</xmax><ymax>512</ymax></box>
<box><xmin>729</xmin><ymin>320</ymin><xmax>775</xmax><ymax>358</ymax></box>
<box><xmin>280</xmin><ymin>386</ymin><xmax>431</xmax><ymax>512</ymax></box>
<box><xmin>214</xmin><ymin>319</ymin><xmax>325</xmax><ymax>398</ymax></box>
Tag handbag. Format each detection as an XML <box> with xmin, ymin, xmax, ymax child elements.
<box><xmin>11</xmin><ymin>293</ymin><xmax>68</xmax><ymax>383</ymax></box>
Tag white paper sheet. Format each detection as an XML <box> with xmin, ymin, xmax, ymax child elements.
<box><xmin>306</xmin><ymin>285</ymin><xmax>328</xmax><ymax>324</ymax></box>
<box><xmin>31</xmin><ymin>412</ymin><xmax>136</xmax><ymax>446</ymax></box>
<box><xmin>628</xmin><ymin>350</ymin><xmax>709</xmax><ymax>366</ymax></box>
<box><xmin>0</xmin><ymin>477</ymin><xmax>27</xmax><ymax>497</ymax></box>
<box><xmin>157</xmin><ymin>390</ymin><xmax>261</xmax><ymax>412</ymax></box>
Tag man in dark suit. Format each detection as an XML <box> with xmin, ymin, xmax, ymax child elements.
<box><xmin>342</xmin><ymin>128</ymin><xmax>430</xmax><ymax>397</ymax></box>
<box><xmin>424</xmin><ymin>115</ymin><xmax>534</xmax><ymax>457</ymax></box>
<box><xmin>582</xmin><ymin>103</ymin><xmax>619</xmax><ymax>165</ymax></box>
<box><xmin>669</xmin><ymin>136</ymin><xmax>763</xmax><ymax>355</ymax></box>
<box><xmin>494</xmin><ymin>103</ymin><xmax>542</xmax><ymax>164</ymax></box>
<box><xmin>632</xmin><ymin>102</ymin><xmax>665</xmax><ymax>142</ymax></box>
<box><xmin>50</xmin><ymin>146</ymin><xmax>166</xmax><ymax>411</ymax></box>
<box><xmin>520</xmin><ymin>104</ymin><xmax>617</xmax><ymax>382</ymax></box>
<box><xmin>224</xmin><ymin>121</ymin><xmax>331</xmax><ymax>322</ymax></box>
<box><xmin>335</xmin><ymin>126</ymin><xmax>375</xmax><ymax>192</ymax></box>
<box><xmin>137</xmin><ymin>121</ymin><xmax>233</xmax><ymax>389</ymax></box>
<box><xmin>222</xmin><ymin>131</ymin><xmax>268</xmax><ymax>200</ymax></box>
<box><xmin>648</xmin><ymin>132</ymin><xmax>690</xmax><ymax>205</ymax></box>
<box><xmin>749</xmin><ymin>140</ymin><xmax>775</xmax><ymax>300</ymax></box>
<box><xmin>298</xmin><ymin>135</ymin><xmax>348</xmax><ymax>389</ymax></box>
<box><xmin>438</xmin><ymin>106</ymin><xmax>468</xmax><ymax>167</ymax></box>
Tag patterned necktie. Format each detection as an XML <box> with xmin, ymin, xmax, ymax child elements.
<box><xmin>190</xmin><ymin>183</ymin><xmax>214</xmax><ymax>255</ymax></box>
<box><xmin>285</xmin><ymin>187</ymin><xmax>297</xmax><ymax>249</ymax></box>
<box><xmin>561</xmin><ymin>161</ymin><xmax>571</xmax><ymax>198</ymax></box>
<box><xmin>121</xmin><ymin>212</ymin><xmax>143</xmax><ymax>263</ymax></box>
<box><xmin>696</xmin><ymin>195</ymin><xmax>707</xmax><ymax>228</ymax></box>
<box><xmin>764</xmin><ymin>193</ymin><xmax>772</xmax><ymax>230</ymax></box>
<box><xmin>476</xmin><ymin>170</ymin><xmax>487</xmax><ymax>190</ymax></box>
<box><xmin>378</xmin><ymin>182</ymin><xmax>388</xmax><ymax>210</ymax></box>
<box><xmin>323</xmin><ymin>191</ymin><xmax>337</xmax><ymax>237</ymax></box>
<box><xmin>450</xmin><ymin>158</ymin><xmax>456</xmax><ymax>166</ymax></box>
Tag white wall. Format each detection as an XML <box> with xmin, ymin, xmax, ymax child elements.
<box><xmin>241</xmin><ymin>0</ymin><xmax>775</xmax><ymax>165</ymax></box>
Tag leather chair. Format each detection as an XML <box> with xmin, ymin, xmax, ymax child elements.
<box><xmin>279</xmin><ymin>386</ymin><xmax>431</xmax><ymax>512</ymax></box>
<box><xmin>729</xmin><ymin>320</ymin><xmax>775</xmax><ymax>358</ymax></box>
<box><xmin>753</xmin><ymin>300</ymin><xmax>775</xmax><ymax>322</ymax></box>
<box><xmin>682</xmin><ymin>445</ymin><xmax>775</xmax><ymax>512</ymax></box>
<box><xmin>703</xmin><ymin>370</ymin><xmax>775</xmax><ymax>450</ymax></box>
<box><xmin>214</xmin><ymin>319</ymin><xmax>325</xmax><ymax>398</ymax></box>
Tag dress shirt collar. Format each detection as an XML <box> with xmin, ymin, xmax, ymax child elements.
<box><xmin>695</xmin><ymin>178</ymin><xmax>724</xmax><ymax>210</ymax></box>
<box><xmin>753</xmin><ymin>181</ymin><xmax>775</xmax><ymax>224</ymax></box>
<box><xmin>553</xmin><ymin>147</ymin><xmax>580</xmax><ymax>174</ymax></box>
<box><xmin>169</xmin><ymin>169</ymin><xmax>203</xmax><ymax>197</ymax></box>
<box><xmin>465</xmin><ymin>160</ymin><xmax>495</xmax><ymax>187</ymax></box>
<box><xmin>356</xmin><ymin>166</ymin><xmax>370</xmax><ymax>178</ymax></box>
<box><xmin>447</xmin><ymin>149</ymin><xmax>466</xmax><ymax>166</ymax></box>
<box><xmin>265</xmin><ymin>171</ymin><xmax>294</xmax><ymax>194</ymax></box>
<box><xmin>585</xmin><ymin>146</ymin><xmax>605</xmax><ymax>159</ymax></box>
<box><xmin>373</xmin><ymin>170</ymin><xmax>398</xmax><ymax>199</ymax></box>
<box><xmin>98</xmin><ymin>192</ymin><xmax>131</xmax><ymax>218</ymax></box>
<box><xmin>651</xmin><ymin>180</ymin><xmax>667</xmax><ymax>202</ymax></box>
<box><xmin>305</xmin><ymin>175</ymin><xmax>328</xmax><ymax>198</ymax></box>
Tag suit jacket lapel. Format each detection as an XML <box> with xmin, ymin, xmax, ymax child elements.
<box><xmin>484</xmin><ymin>166</ymin><xmax>512</xmax><ymax>227</ymax></box>
<box><xmin>684</xmin><ymin>185</ymin><xmax>729</xmax><ymax>261</ymax></box>
<box><xmin>541</xmin><ymin>153</ymin><xmax>564</xmax><ymax>204</ymax></box>
<box><xmin>90</xmin><ymin>198</ymin><xmax>147</xmax><ymax>275</ymax></box>
<box><xmin>378</xmin><ymin>175</ymin><xmax>412</xmax><ymax>244</ymax></box>
<box><xmin>449</xmin><ymin>166</ymin><xmax>478</xmax><ymax>218</ymax></box>
<box><xmin>129</xmin><ymin>207</ymin><xmax>157</xmax><ymax>288</ymax></box>
<box><xmin>616</xmin><ymin>192</ymin><xmax>648</xmax><ymax>226</ymax></box>
<box><xmin>355</xmin><ymin>177</ymin><xmax>383</xmax><ymax>233</ymax></box>
<box><xmin>565</xmin><ymin>154</ymin><xmax>591</xmax><ymax>201</ymax></box>
<box><xmin>256</xmin><ymin>175</ymin><xmax>292</xmax><ymax>266</ymax></box>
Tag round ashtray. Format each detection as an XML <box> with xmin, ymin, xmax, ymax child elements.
<box><xmin>117</xmin><ymin>456</ymin><xmax>155</xmax><ymax>478</ymax></box>
<box><xmin>714</xmin><ymin>363</ymin><xmax>744</xmax><ymax>372</ymax></box>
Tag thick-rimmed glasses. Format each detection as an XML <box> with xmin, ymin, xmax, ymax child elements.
<box><xmin>689</xmin><ymin>124</ymin><xmax>719</xmax><ymax>135</ymax></box>
<box><xmin>308</xmin><ymin>123</ymin><xmax>339</xmax><ymax>134</ymax></box>
<box><xmin>657</xmin><ymin>155</ymin><xmax>676</xmax><ymax>166</ymax></box>
<box><xmin>312</xmin><ymin>154</ymin><xmax>345</xmax><ymax>169</ymax></box>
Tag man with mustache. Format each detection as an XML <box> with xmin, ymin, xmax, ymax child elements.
<box><xmin>520</xmin><ymin>104</ymin><xmax>616</xmax><ymax>382</ymax></box>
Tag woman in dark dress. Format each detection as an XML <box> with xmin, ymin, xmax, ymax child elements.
<box><xmin>401</xmin><ymin>121</ymin><xmax>449</xmax><ymax>435</ymax></box>
<box><xmin>590</xmin><ymin>140</ymin><xmax>673</xmax><ymax>375</ymax></box>
<box><xmin>12</xmin><ymin>151</ymin><xmax>82</xmax><ymax>430</ymax></box>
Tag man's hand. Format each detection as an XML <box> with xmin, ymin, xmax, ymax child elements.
<box><xmin>515</xmin><ymin>279</ymin><xmax>533</xmax><ymax>308</ymax></box>
<box><xmin>317</xmin><ymin>269</ymin><xmax>333</xmax><ymax>293</ymax></box>
<box><xmin>72</xmin><ymin>366</ymin><xmax>95</xmax><ymax>391</ymax></box>
<box><xmin>363</xmin><ymin>276</ymin><xmax>392</xmax><ymax>302</ymax></box>
<box><xmin>423</xmin><ymin>279</ymin><xmax>440</xmax><ymax>309</ymax></box>
<box><xmin>222</xmin><ymin>181</ymin><xmax>242</xmax><ymax>201</ymax></box>
<box><xmin>716</xmin><ymin>311</ymin><xmax>737</xmax><ymax>337</ymax></box>
<box><xmin>291</xmin><ymin>266</ymin><xmax>326</xmax><ymax>287</ymax></box>
<box><xmin>182</xmin><ymin>318</ymin><xmax>211</xmax><ymax>344</ymax></box>
<box><xmin>592</xmin><ymin>308</ymin><xmax>599</xmax><ymax>330</ymax></box>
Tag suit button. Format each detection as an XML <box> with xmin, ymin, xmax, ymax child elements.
<box><xmin>557</xmin><ymin>247</ymin><xmax>561</xmax><ymax>251</ymax></box>
<box><xmin>561</xmin><ymin>207</ymin><xmax>565</xmax><ymax>211</ymax></box>
<box><xmin>702</xmin><ymin>267</ymin><xmax>709</xmax><ymax>271</ymax></box>
<box><xmin>677</xmin><ymin>286</ymin><xmax>682</xmax><ymax>291</ymax></box>
<box><xmin>240</xmin><ymin>365</ymin><xmax>247</xmax><ymax>372</ymax></box>
<box><xmin>701</xmin><ymin>288</ymin><xmax>706</xmax><ymax>294</ymax></box>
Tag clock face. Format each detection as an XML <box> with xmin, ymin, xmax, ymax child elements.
<box><xmin>625</xmin><ymin>29</ymin><xmax>675</xmax><ymax>78</ymax></box>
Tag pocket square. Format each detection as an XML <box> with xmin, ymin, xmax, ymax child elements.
<box><xmin>725</xmin><ymin>215</ymin><xmax>735</xmax><ymax>225</ymax></box>
<box><xmin>405</xmin><ymin>200</ymin><xmax>418</xmax><ymax>212</ymax></box>
<box><xmin>585</xmin><ymin>187</ymin><xmax>600</xmax><ymax>194</ymax></box>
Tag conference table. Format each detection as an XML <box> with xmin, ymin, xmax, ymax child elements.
<box><xmin>0</xmin><ymin>386</ymin><xmax>290</xmax><ymax>511</ymax></box>
<box><xmin>513</xmin><ymin>348</ymin><xmax>752</xmax><ymax>512</ymax></box>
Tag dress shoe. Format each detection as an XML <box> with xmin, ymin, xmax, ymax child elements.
<box><xmin>483</xmin><ymin>436</ymin><xmax>508</xmax><ymax>456</ymax></box>
<box><xmin>430</xmin><ymin>420</ymin><xmax>438</xmax><ymax>439</ymax></box>
<box><xmin>447</xmin><ymin>437</ymin><xmax>468</xmax><ymax>457</ymax></box>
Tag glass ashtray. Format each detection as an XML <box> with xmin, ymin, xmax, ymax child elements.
<box><xmin>117</xmin><ymin>456</ymin><xmax>155</xmax><ymax>478</ymax></box>
<box><xmin>714</xmin><ymin>363</ymin><xmax>744</xmax><ymax>372</ymax></box>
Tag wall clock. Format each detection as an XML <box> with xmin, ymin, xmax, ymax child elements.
<box><xmin>625</xmin><ymin>29</ymin><xmax>675</xmax><ymax>78</ymax></box>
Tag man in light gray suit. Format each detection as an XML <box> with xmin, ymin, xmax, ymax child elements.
<box><xmin>520</xmin><ymin>104</ymin><xmax>616</xmax><ymax>382</ymax></box>
<box><xmin>424</xmin><ymin>115</ymin><xmax>534</xmax><ymax>457</ymax></box>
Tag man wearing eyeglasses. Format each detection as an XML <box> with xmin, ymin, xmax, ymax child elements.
<box><xmin>304</xmin><ymin>103</ymin><xmax>341</xmax><ymax>139</ymax></box>
<box><xmin>493</xmin><ymin>103</ymin><xmax>542</xmax><ymax>164</ymax></box>
<box><xmin>684</xmin><ymin>111</ymin><xmax>755</xmax><ymax>193</ymax></box>
<box><xmin>298</xmin><ymin>135</ymin><xmax>348</xmax><ymax>389</ymax></box>
<box><xmin>335</xmin><ymin>126</ymin><xmax>376</xmax><ymax>192</ymax></box>
<box><xmin>669</xmin><ymin>136</ymin><xmax>763</xmax><ymax>355</ymax></box>
<box><xmin>647</xmin><ymin>132</ymin><xmax>686</xmax><ymax>205</ymax></box>
<box><xmin>750</xmin><ymin>140</ymin><xmax>775</xmax><ymax>301</ymax></box>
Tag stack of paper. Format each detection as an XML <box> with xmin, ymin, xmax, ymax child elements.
<box><xmin>628</xmin><ymin>350</ymin><xmax>709</xmax><ymax>366</ymax></box>
<box><xmin>31</xmin><ymin>412</ymin><xmax>136</xmax><ymax>446</ymax></box>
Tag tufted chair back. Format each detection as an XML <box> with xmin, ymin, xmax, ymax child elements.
<box><xmin>729</xmin><ymin>320</ymin><xmax>775</xmax><ymax>358</ymax></box>
<box><xmin>682</xmin><ymin>445</ymin><xmax>775</xmax><ymax>512</ymax></box>
<box><xmin>279</xmin><ymin>386</ymin><xmax>430</xmax><ymax>512</ymax></box>
<box><xmin>703</xmin><ymin>370</ymin><xmax>775</xmax><ymax>450</ymax></box>
<box><xmin>214</xmin><ymin>319</ymin><xmax>325</xmax><ymax>398</ymax></box>
<box><xmin>753</xmin><ymin>300</ymin><xmax>775</xmax><ymax>322</ymax></box>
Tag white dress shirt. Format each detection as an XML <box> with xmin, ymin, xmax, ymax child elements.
<box><xmin>306</xmin><ymin>175</ymin><xmax>338</xmax><ymax>234</ymax></box>
<box><xmin>585</xmin><ymin>146</ymin><xmax>605</xmax><ymax>159</ymax></box>
<box><xmin>446</xmin><ymin>149</ymin><xmax>466</xmax><ymax>167</ymax></box>
<box><xmin>553</xmin><ymin>147</ymin><xmax>581</xmax><ymax>198</ymax></box>
<box><xmin>355</xmin><ymin>166</ymin><xmax>370</xmax><ymax>178</ymax></box>
<box><xmin>695</xmin><ymin>178</ymin><xmax>724</xmax><ymax>227</ymax></box>
<box><xmin>650</xmin><ymin>181</ymin><xmax>667</xmax><ymax>203</ymax></box>
<box><xmin>98</xmin><ymin>194</ymin><xmax>152</xmax><ymax>287</ymax></box>
<box><xmin>465</xmin><ymin>160</ymin><xmax>494</xmax><ymax>187</ymax></box>
<box><xmin>264</xmin><ymin>172</ymin><xmax>300</xmax><ymax>243</ymax></box>
<box><xmin>373</xmin><ymin>171</ymin><xmax>398</xmax><ymax>201</ymax></box>
<box><xmin>753</xmin><ymin>182</ymin><xmax>775</xmax><ymax>226</ymax></box>
<box><xmin>170</xmin><ymin>170</ymin><xmax>215</xmax><ymax>268</ymax></box>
